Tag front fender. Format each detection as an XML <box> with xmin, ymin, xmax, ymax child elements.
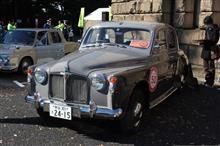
<box><xmin>109</xmin><ymin>66</ymin><xmax>150</xmax><ymax>110</ymax></box>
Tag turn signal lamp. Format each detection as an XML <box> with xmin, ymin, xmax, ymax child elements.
<box><xmin>27</xmin><ymin>68</ymin><xmax>33</xmax><ymax>76</ymax></box>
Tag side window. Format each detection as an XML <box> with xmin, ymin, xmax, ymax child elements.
<box><xmin>36</xmin><ymin>31</ymin><xmax>48</xmax><ymax>46</ymax></box>
<box><xmin>153</xmin><ymin>29</ymin><xmax>166</xmax><ymax>49</ymax></box>
<box><xmin>167</xmin><ymin>29</ymin><xmax>177</xmax><ymax>49</ymax></box>
<box><xmin>51</xmin><ymin>32</ymin><xmax>62</xmax><ymax>43</ymax></box>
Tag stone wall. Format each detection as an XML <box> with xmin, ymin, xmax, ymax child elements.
<box><xmin>111</xmin><ymin>0</ymin><xmax>172</xmax><ymax>23</ymax></box>
<box><xmin>111</xmin><ymin>0</ymin><xmax>220</xmax><ymax>67</ymax></box>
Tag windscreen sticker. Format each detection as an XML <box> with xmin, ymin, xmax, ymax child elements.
<box><xmin>130</xmin><ymin>40</ymin><xmax>149</xmax><ymax>49</ymax></box>
<box><xmin>149</xmin><ymin>67</ymin><xmax>158</xmax><ymax>92</ymax></box>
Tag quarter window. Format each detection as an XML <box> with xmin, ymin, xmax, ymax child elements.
<box><xmin>154</xmin><ymin>29</ymin><xmax>167</xmax><ymax>48</ymax></box>
<box><xmin>167</xmin><ymin>29</ymin><xmax>177</xmax><ymax>49</ymax></box>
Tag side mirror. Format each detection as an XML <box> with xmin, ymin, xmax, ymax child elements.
<box><xmin>15</xmin><ymin>46</ymin><xmax>20</xmax><ymax>50</ymax></box>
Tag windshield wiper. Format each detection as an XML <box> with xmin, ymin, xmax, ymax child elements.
<box><xmin>82</xmin><ymin>43</ymin><xmax>103</xmax><ymax>48</ymax></box>
<box><xmin>105</xmin><ymin>43</ymin><xmax>128</xmax><ymax>48</ymax></box>
<box><xmin>82</xmin><ymin>43</ymin><xmax>129</xmax><ymax>49</ymax></box>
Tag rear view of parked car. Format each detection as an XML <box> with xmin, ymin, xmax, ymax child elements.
<box><xmin>25</xmin><ymin>21</ymin><xmax>189</xmax><ymax>133</ymax></box>
<box><xmin>0</xmin><ymin>29</ymin><xmax>78</xmax><ymax>74</ymax></box>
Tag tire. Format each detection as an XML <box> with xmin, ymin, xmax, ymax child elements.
<box><xmin>119</xmin><ymin>90</ymin><xmax>146</xmax><ymax>134</ymax></box>
<box><xmin>18</xmin><ymin>57</ymin><xmax>33</xmax><ymax>75</ymax></box>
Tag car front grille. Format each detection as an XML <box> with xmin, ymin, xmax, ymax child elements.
<box><xmin>50</xmin><ymin>75</ymin><xmax>64</xmax><ymax>99</ymax></box>
<box><xmin>49</xmin><ymin>74</ymin><xmax>88</xmax><ymax>104</ymax></box>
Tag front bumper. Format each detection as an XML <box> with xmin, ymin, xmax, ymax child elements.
<box><xmin>25</xmin><ymin>94</ymin><xmax>123</xmax><ymax>119</ymax></box>
<box><xmin>0</xmin><ymin>64</ymin><xmax>18</xmax><ymax>71</ymax></box>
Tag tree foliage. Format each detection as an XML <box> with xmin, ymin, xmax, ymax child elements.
<box><xmin>0</xmin><ymin>0</ymin><xmax>111</xmax><ymax>20</ymax></box>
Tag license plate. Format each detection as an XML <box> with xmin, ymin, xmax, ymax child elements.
<box><xmin>49</xmin><ymin>104</ymin><xmax>72</xmax><ymax>120</ymax></box>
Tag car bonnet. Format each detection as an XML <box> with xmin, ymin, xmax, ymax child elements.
<box><xmin>49</xmin><ymin>45</ymin><xmax>149</xmax><ymax>76</ymax></box>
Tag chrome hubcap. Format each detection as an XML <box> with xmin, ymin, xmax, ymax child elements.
<box><xmin>181</xmin><ymin>75</ymin><xmax>184</xmax><ymax>82</ymax></box>
<box><xmin>133</xmin><ymin>102</ymin><xmax>142</xmax><ymax>127</ymax></box>
<box><xmin>134</xmin><ymin>102</ymin><xmax>142</xmax><ymax>117</ymax></box>
<box><xmin>22</xmin><ymin>62</ymin><xmax>29</xmax><ymax>72</ymax></box>
<box><xmin>22</xmin><ymin>62</ymin><xmax>29</xmax><ymax>68</ymax></box>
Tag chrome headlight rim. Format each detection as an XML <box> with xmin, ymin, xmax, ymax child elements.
<box><xmin>34</xmin><ymin>69</ymin><xmax>48</xmax><ymax>84</ymax></box>
<box><xmin>89</xmin><ymin>73</ymin><xmax>107</xmax><ymax>91</ymax></box>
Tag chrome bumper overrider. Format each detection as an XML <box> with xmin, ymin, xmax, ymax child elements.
<box><xmin>25</xmin><ymin>95</ymin><xmax>123</xmax><ymax>119</ymax></box>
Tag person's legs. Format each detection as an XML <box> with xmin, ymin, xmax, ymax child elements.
<box><xmin>204</xmin><ymin>59</ymin><xmax>215</xmax><ymax>86</ymax></box>
<box><xmin>203</xmin><ymin>59</ymin><xmax>209</xmax><ymax>73</ymax></box>
<box><xmin>209</xmin><ymin>59</ymin><xmax>215</xmax><ymax>86</ymax></box>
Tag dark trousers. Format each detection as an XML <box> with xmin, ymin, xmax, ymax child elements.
<box><xmin>203</xmin><ymin>59</ymin><xmax>215</xmax><ymax>86</ymax></box>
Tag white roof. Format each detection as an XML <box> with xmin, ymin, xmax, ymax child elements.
<box><xmin>84</xmin><ymin>8</ymin><xmax>109</xmax><ymax>21</ymax></box>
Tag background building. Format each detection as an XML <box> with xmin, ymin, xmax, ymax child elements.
<box><xmin>111</xmin><ymin>0</ymin><xmax>220</xmax><ymax>74</ymax></box>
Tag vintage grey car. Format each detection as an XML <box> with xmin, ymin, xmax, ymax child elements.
<box><xmin>25</xmin><ymin>22</ymin><xmax>189</xmax><ymax>132</ymax></box>
<box><xmin>0</xmin><ymin>29</ymin><xmax>78</xmax><ymax>74</ymax></box>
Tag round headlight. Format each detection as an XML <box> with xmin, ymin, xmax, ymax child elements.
<box><xmin>34</xmin><ymin>70</ymin><xmax>47</xmax><ymax>84</ymax></box>
<box><xmin>90</xmin><ymin>73</ymin><xmax>106</xmax><ymax>91</ymax></box>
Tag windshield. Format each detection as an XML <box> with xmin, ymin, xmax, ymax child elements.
<box><xmin>3</xmin><ymin>30</ymin><xmax>36</xmax><ymax>45</ymax></box>
<box><xmin>82</xmin><ymin>27</ymin><xmax>151</xmax><ymax>49</ymax></box>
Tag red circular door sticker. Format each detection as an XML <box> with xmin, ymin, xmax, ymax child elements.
<box><xmin>149</xmin><ymin>67</ymin><xmax>158</xmax><ymax>92</ymax></box>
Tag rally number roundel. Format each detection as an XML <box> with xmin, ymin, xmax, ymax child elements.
<box><xmin>148</xmin><ymin>67</ymin><xmax>158</xmax><ymax>92</ymax></box>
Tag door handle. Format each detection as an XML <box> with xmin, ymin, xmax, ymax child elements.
<box><xmin>57</xmin><ymin>49</ymin><xmax>63</xmax><ymax>51</ymax></box>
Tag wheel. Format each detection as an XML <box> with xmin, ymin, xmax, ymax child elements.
<box><xmin>119</xmin><ymin>90</ymin><xmax>146</xmax><ymax>134</ymax></box>
<box><xmin>18</xmin><ymin>58</ymin><xmax>33</xmax><ymax>74</ymax></box>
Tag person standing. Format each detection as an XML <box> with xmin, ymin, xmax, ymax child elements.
<box><xmin>200</xmin><ymin>16</ymin><xmax>220</xmax><ymax>87</ymax></box>
<box><xmin>63</xmin><ymin>20</ymin><xmax>71</xmax><ymax>40</ymax></box>
<box><xmin>43</xmin><ymin>19</ymin><xmax>52</xmax><ymax>29</ymax></box>
<box><xmin>54</xmin><ymin>20</ymin><xmax>64</xmax><ymax>31</ymax></box>
<box><xmin>7</xmin><ymin>20</ymin><xmax>16</xmax><ymax>31</ymax></box>
<box><xmin>68</xmin><ymin>28</ymin><xmax>74</xmax><ymax>41</ymax></box>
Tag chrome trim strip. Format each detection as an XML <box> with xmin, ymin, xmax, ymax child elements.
<box><xmin>107</xmin><ymin>82</ymin><xmax>114</xmax><ymax>109</ymax></box>
<box><xmin>149</xmin><ymin>87</ymin><xmax>177</xmax><ymax>109</ymax></box>
<box><xmin>80</xmin><ymin>106</ymin><xmax>122</xmax><ymax>118</ymax></box>
<box><xmin>63</xmin><ymin>74</ymin><xmax>67</xmax><ymax>100</ymax></box>
<box><xmin>13</xmin><ymin>80</ymin><xmax>25</xmax><ymax>88</ymax></box>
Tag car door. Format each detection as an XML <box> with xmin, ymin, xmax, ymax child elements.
<box><xmin>166</xmin><ymin>27</ymin><xmax>179</xmax><ymax>81</ymax></box>
<box><xmin>34</xmin><ymin>31</ymin><xmax>54</xmax><ymax>64</ymax></box>
<box><xmin>49</xmin><ymin>31</ymin><xmax>65</xmax><ymax>59</ymax></box>
<box><xmin>149</xmin><ymin>28</ymin><xmax>171</xmax><ymax>106</ymax></box>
